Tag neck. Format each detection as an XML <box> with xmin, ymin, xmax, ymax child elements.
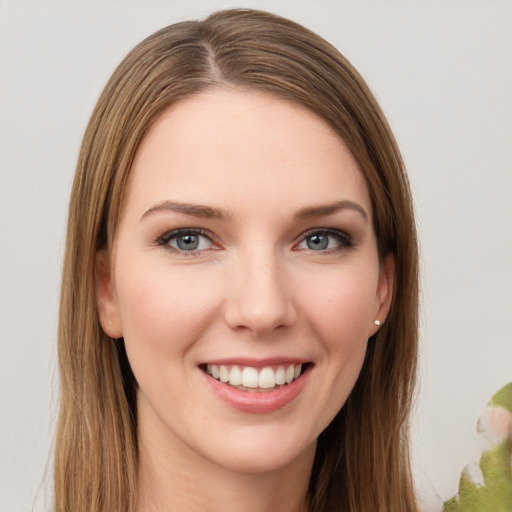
<box><xmin>136</xmin><ymin>411</ymin><xmax>315</xmax><ymax>512</ymax></box>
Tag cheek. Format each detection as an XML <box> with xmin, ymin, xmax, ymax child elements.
<box><xmin>115</xmin><ymin>262</ymin><xmax>222</xmax><ymax>366</ymax></box>
<box><xmin>296</xmin><ymin>264</ymin><xmax>378</xmax><ymax>348</ymax></box>
<box><xmin>289</xmin><ymin>268</ymin><xmax>375</xmax><ymax>436</ymax></box>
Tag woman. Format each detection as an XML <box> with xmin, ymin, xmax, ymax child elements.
<box><xmin>55</xmin><ymin>8</ymin><xmax>419</xmax><ymax>512</ymax></box>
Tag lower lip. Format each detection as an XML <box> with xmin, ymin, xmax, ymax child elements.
<box><xmin>202</xmin><ymin>368</ymin><xmax>311</xmax><ymax>414</ymax></box>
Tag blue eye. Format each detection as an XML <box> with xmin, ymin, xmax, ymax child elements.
<box><xmin>305</xmin><ymin>233</ymin><xmax>329</xmax><ymax>250</ymax></box>
<box><xmin>158</xmin><ymin>229</ymin><xmax>214</xmax><ymax>253</ymax></box>
<box><xmin>297</xmin><ymin>229</ymin><xmax>352</xmax><ymax>252</ymax></box>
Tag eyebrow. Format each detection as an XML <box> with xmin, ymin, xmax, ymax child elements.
<box><xmin>140</xmin><ymin>200</ymin><xmax>232</xmax><ymax>221</ymax></box>
<box><xmin>140</xmin><ymin>199</ymin><xmax>369</xmax><ymax>223</ymax></box>
<box><xmin>294</xmin><ymin>200</ymin><xmax>369</xmax><ymax>222</ymax></box>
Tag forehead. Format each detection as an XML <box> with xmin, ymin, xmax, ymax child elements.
<box><xmin>125</xmin><ymin>89</ymin><xmax>371</xmax><ymax>220</ymax></box>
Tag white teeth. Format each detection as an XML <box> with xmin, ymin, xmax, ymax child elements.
<box><xmin>229</xmin><ymin>365</ymin><xmax>242</xmax><ymax>386</ymax></box>
<box><xmin>242</xmin><ymin>367</ymin><xmax>259</xmax><ymax>388</ymax></box>
<box><xmin>219</xmin><ymin>365</ymin><xmax>229</xmax><ymax>383</ymax></box>
<box><xmin>285</xmin><ymin>365</ymin><xmax>295</xmax><ymax>384</ymax></box>
<box><xmin>258</xmin><ymin>367</ymin><xmax>275</xmax><ymax>389</ymax></box>
<box><xmin>205</xmin><ymin>363</ymin><xmax>305</xmax><ymax>389</ymax></box>
<box><xmin>275</xmin><ymin>366</ymin><xmax>286</xmax><ymax>385</ymax></box>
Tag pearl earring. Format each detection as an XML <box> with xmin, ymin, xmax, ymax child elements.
<box><xmin>374</xmin><ymin>320</ymin><xmax>381</xmax><ymax>326</ymax></box>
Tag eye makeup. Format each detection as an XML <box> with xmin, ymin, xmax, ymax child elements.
<box><xmin>156</xmin><ymin>228</ymin><xmax>220</xmax><ymax>256</ymax></box>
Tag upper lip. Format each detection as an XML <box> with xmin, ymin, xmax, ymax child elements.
<box><xmin>199</xmin><ymin>357</ymin><xmax>311</xmax><ymax>368</ymax></box>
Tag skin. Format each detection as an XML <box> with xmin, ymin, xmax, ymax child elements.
<box><xmin>97</xmin><ymin>89</ymin><xmax>394</xmax><ymax>512</ymax></box>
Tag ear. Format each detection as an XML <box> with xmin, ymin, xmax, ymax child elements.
<box><xmin>369</xmin><ymin>253</ymin><xmax>394</xmax><ymax>337</ymax></box>
<box><xmin>96</xmin><ymin>249</ymin><xmax>123</xmax><ymax>338</ymax></box>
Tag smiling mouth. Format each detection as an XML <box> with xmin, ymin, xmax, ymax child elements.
<box><xmin>199</xmin><ymin>363</ymin><xmax>312</xmax><ymax>392</ymax></box>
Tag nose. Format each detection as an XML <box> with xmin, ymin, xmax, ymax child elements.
<box><xmin>223</xmin><ymin>250</ymin><xmax>297</xmax><ymax>335</ymax></box>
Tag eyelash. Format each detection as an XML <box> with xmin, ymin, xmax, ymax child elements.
<box><xmin>157</xmin><ymin>228</ymin><xmax>218</xmax><ymax>256</ymax></box>
<box><xmin>296</xmin><ymin>228</ymin><xmax>354</xmax><ymax>253</ymax></box>
<box><xmin>156</xmin><ymin>227</ymin><xmax>354</xmax><ymax>256</ymax></box>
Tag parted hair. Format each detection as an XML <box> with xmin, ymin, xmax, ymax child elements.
<box><xmin>55</xmin><ymin>8</ymin><xmax>419</xmax><ymax>512</ymax></box>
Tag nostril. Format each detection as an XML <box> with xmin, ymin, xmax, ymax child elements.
<box><xmin>223</xmin><ymin>272</ymin><xmax>297</xmax><ymax>334</ymax></box>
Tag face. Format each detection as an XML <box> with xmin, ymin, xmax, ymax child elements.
<box><xmin>97</xmin><ymin>89</ymin><xmax>393</xmax><ymax>475</ymax></box>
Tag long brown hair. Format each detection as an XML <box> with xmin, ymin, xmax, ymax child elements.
<box><xmin>55</xmin><ymin>8</ymin><xmax>419</xmax><ymax>511</ymax></box>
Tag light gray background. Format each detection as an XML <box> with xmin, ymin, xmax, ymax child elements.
<box><xmin>1</xmin><ymin>1</ymin><xmax>511</xmax><ymax>511</ymax></box>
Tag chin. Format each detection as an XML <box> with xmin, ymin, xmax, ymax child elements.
<box><xmin>204</xmin><ymin>433</ymin><xmax>317</xmax><ymax>475</ymax></box>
